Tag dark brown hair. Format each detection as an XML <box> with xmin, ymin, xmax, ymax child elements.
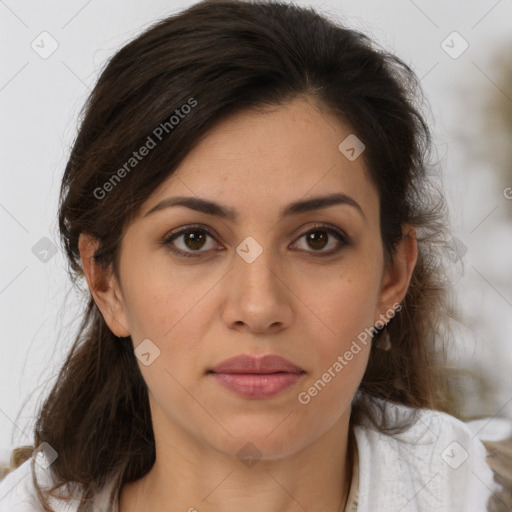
<box><xmin>14</xmin><ymin>0</ymin><xmax>459</xmax><ymax>509</ymax></box>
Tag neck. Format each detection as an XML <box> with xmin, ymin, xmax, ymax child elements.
<box><xmin>119</xmin><ymin>408</ymin><xmax>354</xmax><ymax>512</ymax></box>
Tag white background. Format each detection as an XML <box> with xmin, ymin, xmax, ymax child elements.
<box><xmin>1</xmin><ymin>0</ymin><xmax>512</xmax><ymax>463</ymax></box>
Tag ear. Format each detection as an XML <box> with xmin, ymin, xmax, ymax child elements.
<box><xmin>78</xmin><ymin>233</ymin><xmax>131</xmax><ymax>337</ymax></box>
<box><xmin>374</xmin><ymin>224</ymin><xmax>418</xmax><ymax>323</ymax></box>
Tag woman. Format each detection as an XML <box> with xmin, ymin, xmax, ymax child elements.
<box><xmin>0</xmin><ymin>0</ymin><xmax>503</xmax><ymax>510</ymax></box>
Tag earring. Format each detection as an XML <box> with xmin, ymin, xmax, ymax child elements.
<box><xmin>374</xmin><ymin>324</ymin><xmax>392</xmax><ymax>351</ymax></box>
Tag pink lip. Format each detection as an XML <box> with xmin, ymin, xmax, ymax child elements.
<box><xmin>208</xmin><ymin>354</ymin><xmax>306</xmax><ymax>399</ymax></box>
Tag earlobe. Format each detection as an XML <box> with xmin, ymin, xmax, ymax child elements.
<box><xmin>375</xmin><ymin>225</ymin><xmax>418</xmax><ymax>322</ymax></box>
<box><xmin>78</xmin><ymin>233</ymin><xmax>131</xmax><ymax>337</ymax></box>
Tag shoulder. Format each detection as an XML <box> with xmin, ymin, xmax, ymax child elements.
<box><xmin>353</xmin><ymin>402</ymin><xmax>500</xmax><ymax>512</ymax></box>
<box><xmin>0</xmin><ymin>458</ymin><xmax>80</xmax><ymax>512</ymax></box>
<box><xmin>0</xmin><ymin>458</ymin><xmax>42</xmax><ymax>511</ymax></box>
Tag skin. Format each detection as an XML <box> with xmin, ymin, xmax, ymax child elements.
<box><xmin>79</xmin><ymin>95</ymin><xmax>417</xmax><ymax>512</ymax></box>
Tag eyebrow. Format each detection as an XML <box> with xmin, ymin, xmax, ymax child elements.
<box><xmin>144</xmin><ymin>192</ymin><xmax>365</xmax><ymax>221</ymax></box>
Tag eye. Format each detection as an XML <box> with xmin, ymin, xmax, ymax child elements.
<box><xmin>290</xmin><ymin>224</ymin><xmax>349</xmax><ymax>256</ymax></box>
<box><xmin>162</xmin><ymin>225</ymin><xmax>220</xmax><ymax>258</ymax></box>
<box><xmin>162</xmin><ymin>223</ymin><xmax>350</xmax><ymax>258</ymax></box>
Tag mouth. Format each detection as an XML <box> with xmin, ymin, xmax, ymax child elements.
<box><xmin>207</xmin><ymin>354</ymin><xmax>306</xmax><ymax>399</ymax></box>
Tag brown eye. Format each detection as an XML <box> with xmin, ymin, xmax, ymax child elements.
<box><xmin>163</xmin><ymin>226</ymin><xmax>220</xmax><ymax>257</ymax></box>
<box><xmin>162</xmin><ymin>223</ymin><xmax>349</xmax><ymax>259</ymax></box>
<box><xmin>292</xmin><ymin>225</ymin><xmax>349</xmax><ymax>256</ymax></box>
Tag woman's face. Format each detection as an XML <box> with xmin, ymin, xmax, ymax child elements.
<box><xmin>84</xmin><ymin>96</ymin><xmax>414</xmax><ymax>461</ymax></box>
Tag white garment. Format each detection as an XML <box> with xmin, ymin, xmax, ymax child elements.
<box><xmin>0</xmin><ymin>403</ymin><xmax>502</xmax><ymax>512</ymax></box>
<box><xmin>352</xmin><ymin>406</ymin><xmax>500</xmax><ymax>512</ymax></box>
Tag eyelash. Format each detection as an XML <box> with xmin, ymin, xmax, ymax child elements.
<box><xmin>161</xmin><ymin>223</ymin><xmax>350</xmax><ymax>258</ymax></box>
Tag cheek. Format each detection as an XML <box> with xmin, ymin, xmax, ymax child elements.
<box><xmin>294</xmin><ymin>251</ymin><xmax>381</xmax><ymax>394</ymax></box>
<box><xmin>302</xmin><ymin>257</ymin><xmax>383</xmax><ymax>344</ymax></box>
<box><xmin>295</xmin><ymin>290</ymin><xmax>372</xmax><ymax>419</ymax></box>
<box><xmin>120</xmin><ymin>251</ymin><xmax>210</xmax><ymax>340</ymax></box>
<box><xmin>304</xmin><ymin>293</ymin><xmax>373</xmax><ymax>401</ymax></box>
<box><xmin>120</xmin><ymin>260</ymin><xmax>218</xmax><ymax>390</ymax></box>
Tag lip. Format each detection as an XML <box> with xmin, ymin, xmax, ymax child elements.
<box><xmin>208</xmin><ymin>354</ymin><xmax>306</xmax><ymax>399</ymax></box>
<box><xmin>209</xmin><ymin>354</ymin><xmax>305</xmax><ymax>374</ymax></box>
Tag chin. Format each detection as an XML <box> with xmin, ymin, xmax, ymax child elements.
<box><xmin>205</xmin><ymin>423</ymin><xmax>311</xmax><ymax>463</ymax></box>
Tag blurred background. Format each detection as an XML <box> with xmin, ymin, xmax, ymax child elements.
<box><xmin>1</xmin><ymin>0</ymin><xmax>511</xmax><ymax>468</ymax></box>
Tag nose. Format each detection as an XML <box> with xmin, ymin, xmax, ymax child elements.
<box><xmin>221</xmin><ymin>240</ymin><xmax>294</xmax><ymax>335</ymax></box>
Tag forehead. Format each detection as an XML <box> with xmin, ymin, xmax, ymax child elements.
<box><xmin>141</xmin><ymin>96</ymin><xmax>378</xmax><ymax>222</ymax></box>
